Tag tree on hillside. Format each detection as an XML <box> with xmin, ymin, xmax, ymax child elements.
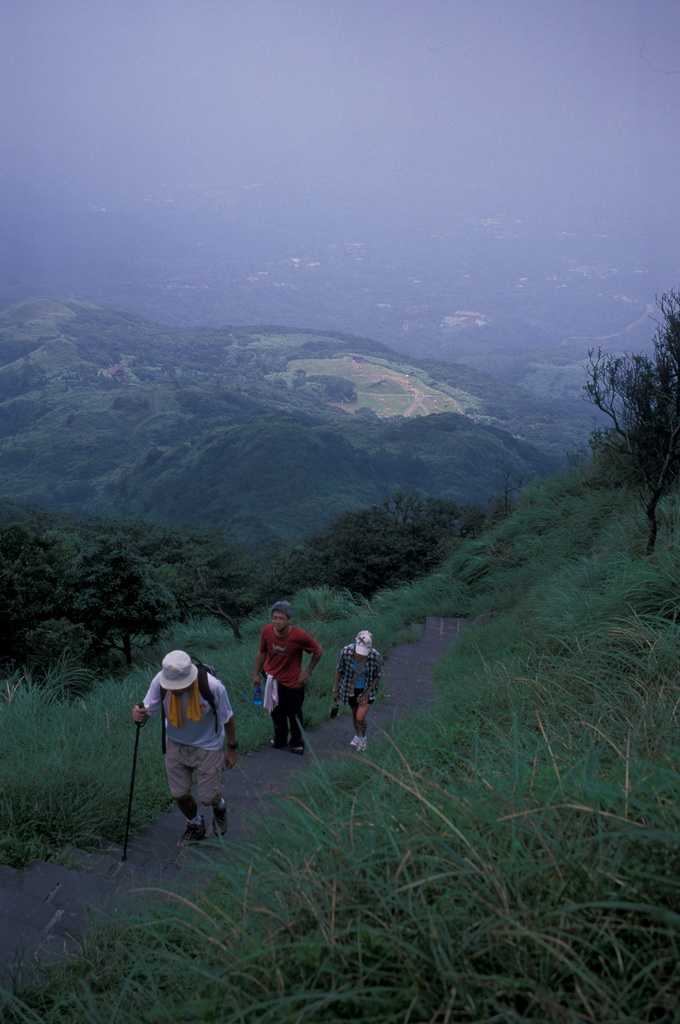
<box><xmin>0</xmin><ymin>524</ymin><xmax>72</xmax><ymax>663</ymax></box>
<box><xmin>78</xmin><ymin>517</ymin><xmax>259</xmax><ymax>636</ymax></box>
<box><xmin>72</xmin><ymin>541</ymin><xmax>177</xmax><ymax>666</ymax></box>
<box><xmin>487</xmin><ymin>470</ymin><xmax>533</xmax><ymax>522</ymax></box>
<box><xmin>584</xmin><ymin>290</ymin><xmax>680</xmax><ymax>555</ymax></box>
<box><xmin>300</xmin><ymin>490</ymin><xmax>465</xmax><ymax>596</ymax></box>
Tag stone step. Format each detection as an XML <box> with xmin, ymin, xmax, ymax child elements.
<box><xmin>0</xmin><ymin>859</ymin><xmax>118</xmax><ymax>985</ymax></box>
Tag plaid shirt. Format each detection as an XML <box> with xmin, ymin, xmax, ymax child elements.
<box><xmin>335</xmin><ymin>644</ymin><xmax>384</xmax><ymax>704</ymax></box>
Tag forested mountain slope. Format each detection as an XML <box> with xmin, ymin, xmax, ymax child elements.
<box><xmin>0</xmin><ymin>297</ymin><xmax>584</xmax><ymax>543</ymax></box>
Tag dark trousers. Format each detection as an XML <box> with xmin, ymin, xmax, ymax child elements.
<box><xmin>271</xmin><ymin>684</ymin><xmax>305</xmax><ymax>748</ymax></box>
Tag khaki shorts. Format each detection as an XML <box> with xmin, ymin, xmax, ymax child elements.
<box><xmin>165</xmin><ymin>740</ymin><xmax>223</xmax><ymax>804</ymax></box>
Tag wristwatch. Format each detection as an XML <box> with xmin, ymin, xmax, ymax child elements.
<box><xmin>228</xmin><ymin>742</ymin><xmax>239</xmax><ymax>750</ymax></box>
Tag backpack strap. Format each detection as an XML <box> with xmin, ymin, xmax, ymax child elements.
<box><xmin>160</xmin><ymin>685</ymin><xmax>167</xmax><ymax>754</ymax></box>
<box><xmin>195</xmin><ymin>661</ymin><xmax>219</xmax><ymax>733</ymax></box>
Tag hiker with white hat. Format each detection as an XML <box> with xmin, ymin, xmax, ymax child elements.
<box><xmin>332</xmin><ymin>631</ymin><xmax>383</xmax><ymax>751</ymax></box>
<box><xmin>131</xmin><ymin>650</ymin><xmax>237</xmax><ymax>847</ymax></box>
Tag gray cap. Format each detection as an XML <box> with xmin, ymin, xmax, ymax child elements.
<box><xmin>271</xmin><ymin>600</ymin><xmax>294</xmax><ymax>618</ymax></box>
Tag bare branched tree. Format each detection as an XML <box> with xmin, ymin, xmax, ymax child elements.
<box><xmin>584</xmin><ymin>289</ymin><xmax>680</xmax><ymax>554</ymax></box>
<box><xmin>189</xmin><ymin>563</ymin><xmax>243</xmax><ymax>643</ymax></box>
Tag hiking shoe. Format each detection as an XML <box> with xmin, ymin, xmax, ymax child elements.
<box><xmin>212</xmin><ymin>804</ymin><xmax>228</xmax><ymax>837</ymax></box>
<box><xmin>177</xmin><ymin>816</ymin><xmax>206</xmax><ymax>848</ymax></box>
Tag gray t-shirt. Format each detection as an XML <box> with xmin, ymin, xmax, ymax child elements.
<box><xmin>142</xmin><ymin>672</ymin><xmax>233</xmax><ymax>750</ymax></box>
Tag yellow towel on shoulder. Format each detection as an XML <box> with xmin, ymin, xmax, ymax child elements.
<box><xmin>167</xmin><ymin>680</ymin><xmax>201</xmax><ymax>728</ymax></box>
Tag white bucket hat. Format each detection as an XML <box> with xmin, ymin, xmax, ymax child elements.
<box><xmin>160</xmin><ymin>650</ymin><xmax>198</xmax><ymax>691</ymax></box>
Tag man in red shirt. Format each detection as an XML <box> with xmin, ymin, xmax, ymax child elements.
<box><xmin>253</xmin><ymin>600</ymin><xmax>323</xmax><ymax>755</ymax></box>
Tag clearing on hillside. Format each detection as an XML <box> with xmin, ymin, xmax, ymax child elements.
<box><xmin>284</xmin><ymin>356</ymin><xmax>464</xmax><ymax>418</ymax></box>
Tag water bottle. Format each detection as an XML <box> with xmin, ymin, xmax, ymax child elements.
<box><xmin>330</xmin><ymin>701</ymin><xmax>339</xmax><ymax>719</ymax></box>
<box><xmin>253</xmin><ymin>685</ymin><xmax>263</xmax><ymax>707</ymax></box>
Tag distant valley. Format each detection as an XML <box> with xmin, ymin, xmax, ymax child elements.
<box><xmin>0</xmin><ymin>297</ymin><xmax>586</xmax><ymax>545</ymax></box>
<box><xmin>2</xmin><ymin>190</ymin><xmax>674</xmax><ymax>422</ymax></box>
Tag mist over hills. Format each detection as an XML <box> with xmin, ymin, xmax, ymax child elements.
<box><xmin>2</xmin><ymin>0</ymin><xmax>678</xmax><ymax>469</ymax></box>
<box><xmin>0</xmin><ymin>297</ymin><xmax>580</xmax><ymax>545</ymax></box>
<box><xmin>2</xmin><ymin>194</ymin><xmax>673</xmax><ymax>424</ymax></box>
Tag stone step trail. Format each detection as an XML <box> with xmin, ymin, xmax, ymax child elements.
<box><xmin>0</xmin><ymin>616</ymin><xmax>473</xmax><ymax>986</ymax></box>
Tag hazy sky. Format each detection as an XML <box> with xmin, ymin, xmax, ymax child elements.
<box><xmin>3</xmin><ymin>0</ymin><xmax>679</xmax><ymax>223</ymax></box>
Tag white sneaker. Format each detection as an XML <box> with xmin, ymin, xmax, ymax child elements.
<box><xmin>356</xmin><ymin>736</ymin><xmax>367</xmax><ymax>751</ymax></box>
<box><xmin>350</xmin><ymin>735</ymin><xmax>360</xmax><ymax>747</ymax></box>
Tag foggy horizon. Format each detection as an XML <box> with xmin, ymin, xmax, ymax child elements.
<box><xmin>2</xmin><ymin>0</ymin><xmax>679</xmax><ymax>380</ymax></box>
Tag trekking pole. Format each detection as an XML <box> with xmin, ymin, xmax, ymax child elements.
<box><xmin>122</xmin><ymin>703</ymin><xmax>145</xmax><ymax>862</ymax></box>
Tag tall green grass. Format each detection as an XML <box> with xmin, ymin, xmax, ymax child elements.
<box><xmin>8</xmin><ymin>699</ymin><xmax>679</xmax><ymax>1022</ymax></box>
<box><xmin>0</xmin><ymin>591</ymin><xmax>420</xmax><ymax>868</ymax></box>
<box><xmin>0</xmin><ymin>667</ymin><xmax>171</xmax><ymax>866</ymax></box>
<box><xmin>2</xmin><ymin>466</ymin><xmax>680</xmax><ymax>1021</ymax></box>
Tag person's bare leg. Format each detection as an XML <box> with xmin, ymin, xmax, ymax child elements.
<box><xmin>176</xmin><ymin>793</ymin><xmax>198</xmax><ymax>818</ymax></box>
<box><xmin>355</xmin><ymin>705</ymin><xmax>369</xmax><ymax>744</ymax></box>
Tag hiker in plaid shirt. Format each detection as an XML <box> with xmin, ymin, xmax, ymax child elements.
<box><xmin>333</xmin><ymin>631</ymin><xmax>383</xmax><ymax>751</ymax></box>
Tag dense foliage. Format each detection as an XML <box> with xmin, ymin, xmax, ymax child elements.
<box><xmin>290</xmin><ymin>491</ymin><xmax>482</xmax><ymax>595</ymax></box>
<box><xmin>0</xmin><ymin>509</ymin><xmax>259</xmax><ymax>668</ymax></box>
<box><xmin>1</xmin><ymin>491</ymin><xmax>485</xmax><ymax>669</ymax></box>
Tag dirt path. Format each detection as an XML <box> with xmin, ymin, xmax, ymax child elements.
<box><xmin>0</xmin><ymin>617</ymin><xmax>468</xmax><ymax>986</ymax></box>
<box><xmin>562</xmin><ymin>303</ymin><xmax>655</xmax><ymax>344</ymax></box>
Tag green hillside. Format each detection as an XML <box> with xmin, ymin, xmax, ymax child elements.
<box><xmin>111</xmin><ymin>412</ymin><xmax>560</xmax><ymax>544</ymax></box>
<box><xmin>3</xmin><ymin>456</ymin><xmax>680</xmax><ymax>1022</ymax></box>
<box><xmin>0</xmin><ymin>298</ymin><xmax>585</xmax><ymax>543</ymax></box>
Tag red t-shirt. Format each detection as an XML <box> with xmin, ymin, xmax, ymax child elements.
<box><xmin>259</xmin><ymin>624</ymin><xmax>320</xmax><ymax>689</ymax></box>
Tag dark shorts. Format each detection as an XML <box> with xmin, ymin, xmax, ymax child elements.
<box><xmin>348</xmin><ymin>689</ymin><xmax>374</xmax><ymax>709</ymax></box>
